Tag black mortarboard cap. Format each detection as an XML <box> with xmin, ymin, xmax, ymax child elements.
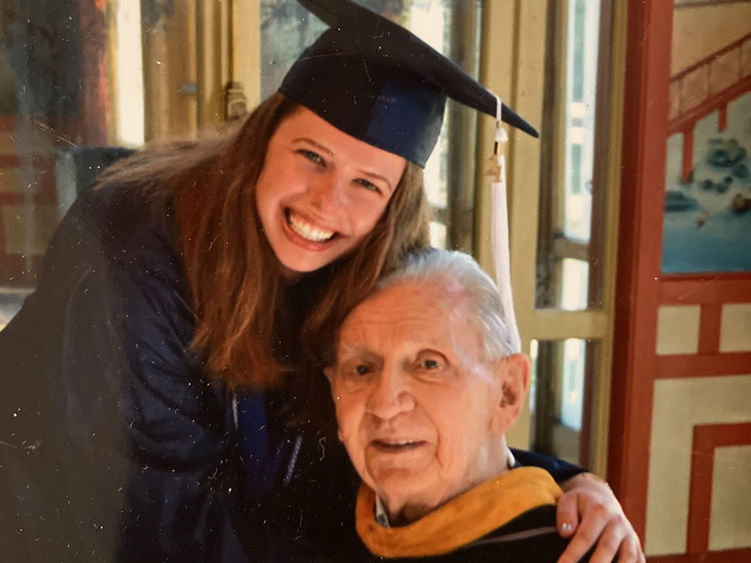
<box><xmin>280</xmin><ymin>0</ymin><xmax>539</xmax><ymax>167</ymax></box>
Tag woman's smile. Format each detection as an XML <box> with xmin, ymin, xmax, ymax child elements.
<box><xmin>285</xmin><ymin>209</ymin><xmax>336</xmax><ymax>243</ymax></box>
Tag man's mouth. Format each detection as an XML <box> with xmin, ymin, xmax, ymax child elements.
<box><xmin>286</xmin><ymin>210</ymin><xmax>336</xmax><ymax>243</ymax></box>
<box><xmin>371</xmin><ymin>439</ymin><xmax>426</xmax><ymax>452</ymax></box>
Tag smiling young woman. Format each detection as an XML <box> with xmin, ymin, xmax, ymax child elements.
<box><xmin>100</xmin><ymin>93</ymin><xmax>429</xmax><ymax>391</ymax></box>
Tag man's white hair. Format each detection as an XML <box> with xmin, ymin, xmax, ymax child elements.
<box><xmin>376</xmin><ymin>248</ymin><xmax>521</xmax><ymax>360</ymax></box>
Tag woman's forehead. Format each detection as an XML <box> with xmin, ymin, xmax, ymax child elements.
<box><xmin>273</xmin><ymin>107</ymin><xmax>406</xmax><ymax>178</ymax></box>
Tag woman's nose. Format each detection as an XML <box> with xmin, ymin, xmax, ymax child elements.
<box><xmin>365</xmin><ymin>368</ymin><xmax>415</xmax><ymax>421</ymax></box>
<box><xmin>308</xmin><ymin>174</ymin><xmax>346</xmax><ymax>211</ymax></box>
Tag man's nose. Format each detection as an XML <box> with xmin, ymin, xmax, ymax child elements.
<box><xmin>308</xmin><ymin>173</ymin><xmax>346</xmax><ymax>211</ymax></box>
<box><xmin>365</xmin><ymin>367</ymin><xmax>415</xmax><ymax>421</ymax></box>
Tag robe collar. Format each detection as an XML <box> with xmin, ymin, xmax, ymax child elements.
<box><xmin>356</xmin><ymin>466</ymin><xmax>562</xmax><ymax>558</ymax></box>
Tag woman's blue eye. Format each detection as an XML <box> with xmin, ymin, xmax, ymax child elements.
<box><xmin>355</xmin><ymin>364</ymin><xmax>370</xmax><ymax>376</ymax></box>
<box><xmin>298</xmin><ymin>149</ymin><xmax>324</xmax><ymax>164</ymax></box>
<box><xmin>355</xmin><ymin>178</ymin><xmax>381</xmax><ymax>193</ymax></box>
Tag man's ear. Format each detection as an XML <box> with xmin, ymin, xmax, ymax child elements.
<box><xmin>490</xmin><ymin>353</ymin><xmax>531</xmax><ymax>436</ymax></box>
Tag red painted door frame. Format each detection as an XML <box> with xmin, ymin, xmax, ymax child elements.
<box><xmin>607</xmin><ymin>0</ymin><xmax>674</xmax><ymax>538</ymax></box>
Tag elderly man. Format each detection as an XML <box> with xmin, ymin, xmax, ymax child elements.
<box><xmin>325</xmin><ymin>249</ymin><xmax>636</xmax><ymax>561</ymax></box>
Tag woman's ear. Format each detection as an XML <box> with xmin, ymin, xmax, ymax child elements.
<box><xmin>490</xmin><ymin>353</ymin><xmax>531</xmax><ymax>436</ymax></box>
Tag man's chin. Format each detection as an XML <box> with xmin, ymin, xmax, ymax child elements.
<box><xmin>369</xmin><ymin>473</ymin><xmax>437</xmax><ymax>510</ymax></box>
<box><xmin>368</xmin><ymin>464</ymin><xmax>424</xmax><ymax>490</ymax></box>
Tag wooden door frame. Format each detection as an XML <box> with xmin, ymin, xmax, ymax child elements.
<box><xmin>608</xmin><ymin>0</ymin><xmax>674</xmax><ymax>539</ymax></box>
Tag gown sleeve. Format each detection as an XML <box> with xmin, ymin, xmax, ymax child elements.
<box><xmin>0</xmin><ymin>197</ymin><xmax>251</xmax><ymax>562</ymax></box>
<box><xmin>81</xmin><ymin>261</ymin><xmax>249</xmax><ymax>561</ymax></box>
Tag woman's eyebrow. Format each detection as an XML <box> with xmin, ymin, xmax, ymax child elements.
<box><xmin>292</xmin><ymin>137</ymin><xmax>333</xmax><ymax>156</ymax></box>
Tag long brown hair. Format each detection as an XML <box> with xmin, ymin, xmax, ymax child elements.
<box><xmin>96</xmin><ymin>93</ymin><xmax>429</xmax><ymax>389</ymax></box>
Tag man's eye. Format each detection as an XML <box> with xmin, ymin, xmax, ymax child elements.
<box><xmin>354</xmin><ymin>178</ymin><xmax>381</xmax><ymax>193</ymax></box>
<box><xmin>298</xmin><ymin>149</ymin><xmax>324</xmax><ymax>164</ymax></box>
<box><xmin>421</xmin><ymin>359</ymin><xmax>440</xmax><ymax>370</ymax></box>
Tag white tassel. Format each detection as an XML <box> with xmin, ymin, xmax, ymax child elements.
<box><xmin>489</xmin><ymin>96</ymin><xmax>521</xmax><ymax>353</ymax></box>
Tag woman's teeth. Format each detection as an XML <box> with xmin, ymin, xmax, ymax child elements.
<box><xmin>288</xmin><ymin>212</ymin><xmax>335</xmax><ymax>242</ymax></box>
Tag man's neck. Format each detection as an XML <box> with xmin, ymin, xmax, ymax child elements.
<box><xmin>377</xmin><ymin>446</ymin><xmax>515</xmax><ymax>526</ymax></box>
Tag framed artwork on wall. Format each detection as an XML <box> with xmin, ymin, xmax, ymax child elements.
<box><xmin>661</xmin><ymin>1</ymin><xmax>751</xmax><ymax>273</ymax></box>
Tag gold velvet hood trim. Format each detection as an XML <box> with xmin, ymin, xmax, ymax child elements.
<box><xmin>356</xmin><ymin>466</ymin><xmax>562</xmax><ymax>558</ymax></box>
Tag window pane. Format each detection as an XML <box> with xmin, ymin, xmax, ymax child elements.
<box><xmin>536</xmin><ymin>0</ymin><xmax>606</xmax><ymax>310</ymax></box>
<box><xmin>530</xmin><ymin>338</ymin><xmax>598</xmax><ymax>466</ymax></box>
<box><xmin>429</xmin><ymin>221</ymin><xmax>448</xmax><ymax>249</ymax></box>
<box><xmin>561</xmin><ymin>258</ymin><xmax>590</xmax><ymax>311</ymax></box>
<box><xmin>0</xmin><ymin>1</ymin><xmax>187</xmax><ymax>328</ymax></box>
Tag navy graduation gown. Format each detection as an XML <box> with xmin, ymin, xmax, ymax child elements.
<box><xmin>1</xmin><ymin>183</ymin><xmax>247</xmax><ymax>561</ymax></box>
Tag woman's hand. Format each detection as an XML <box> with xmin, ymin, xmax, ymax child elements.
<box><xmin>556</xmin><ymin>473</ymin><xmax>645</xmax><ymax>563</ymax></box>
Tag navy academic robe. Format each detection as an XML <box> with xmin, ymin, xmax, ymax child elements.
<box><xmin>0</xmin><ymin>181</ymin><xmax>583</xmax><ymax>562</ymax></box>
